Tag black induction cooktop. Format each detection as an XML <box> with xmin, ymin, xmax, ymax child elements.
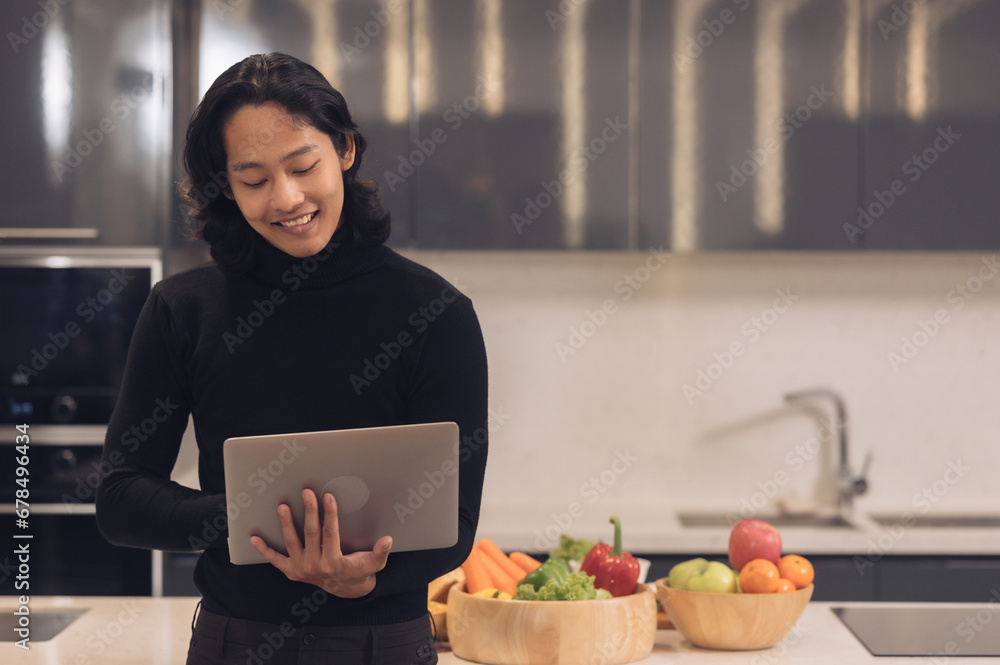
<box><xmin>834</xmin><ymin>606</ymin><xmax>1000</xmax><ymax>657</ymax></box>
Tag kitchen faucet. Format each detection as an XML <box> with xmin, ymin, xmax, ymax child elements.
<box><xmin>784</xmin><ymin>387</ymin><xmax>872</xmax><ymax>513</ymax></box>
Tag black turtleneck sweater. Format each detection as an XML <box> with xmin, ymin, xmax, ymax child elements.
<box><xmin>95</xmin><ymin>226</ymin><xmax>488</xmax><ymax>626</ymax></box>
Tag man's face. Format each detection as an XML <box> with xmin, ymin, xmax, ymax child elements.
<box><xmin>223</xmin><ymin>102</ymin><xmax>354</xmax><ymax>258</ymax></box>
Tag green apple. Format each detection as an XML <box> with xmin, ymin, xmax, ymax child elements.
<box><xmin>685</xmin><ymin>561</ymin><xmax>738</xmax><ymax>593</ymax></box>
<box><xmin>668</xmin><ymin>558</ymin><xmax>708</xmax><ymax>589</ymax></box>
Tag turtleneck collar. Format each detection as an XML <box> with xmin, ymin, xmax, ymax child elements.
<box><xmin>247</xmin><ymin>222</ymin><xmax>390</xmax><ymax>290</ymax></box>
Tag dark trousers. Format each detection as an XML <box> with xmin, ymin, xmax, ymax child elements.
<box><xmin>186</xmin><ymin>603</ymin><xmax>437</xmax><ymax>665</ymax></box>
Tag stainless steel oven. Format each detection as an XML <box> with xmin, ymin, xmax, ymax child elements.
<box><xmin>0</xmin><ymin>247</ymin><xmax>162</xmax><ymax>597</ymax></box>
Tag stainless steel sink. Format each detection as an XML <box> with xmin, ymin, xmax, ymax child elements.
<box><xmin>678</xmin><ymin>512</ymin><xmax>857</xmax><ymax>528</ymax></box>
<box><xmin>869</xmin><ymin>514</ymin><xmax>1000</xmax><ymax>528</ymax></box>
<box><xmin>0</xmin><ymin>611</ymin><xmax>86</xmax><ymax>642</ymax></box>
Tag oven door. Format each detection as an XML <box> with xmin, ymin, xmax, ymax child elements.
<box><xmin>1</xmin><ymin>440</ymin><xmax>152</xmax><ymax>596</ymax></box>
<box><xmin>0</xmin><ymin>508</ymin><xmax>152</xmax><ymax>596</ymax></box>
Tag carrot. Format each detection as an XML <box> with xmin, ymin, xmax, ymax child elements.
<box><xmin>476</xmin><ymin>545</ymin><xmax>519</xmax><ymax>595</ymax></box>
<box><xmin>462</xmin><ymin>547</ymin><xmax>492</xmax><ymax>595</ymax></box>
<box><xmin>510</xmin><ymin>551</ymin><xmax>542</xmax><ymax>574</ymax></box>
<box><xmin>479</xmin><ymin>538</ymin><xmax>529</xmax><ymax>583</ymax></box>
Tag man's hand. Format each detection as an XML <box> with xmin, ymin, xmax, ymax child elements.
<box><xmin>250</xmin><ymin>489</ymin><xmax>392</xmax><ymax>598</ymax></box>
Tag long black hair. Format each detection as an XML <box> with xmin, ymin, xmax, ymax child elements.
<box><xmin>180</xmin><ymin>52</ymin><xmax>390</xmax><ymax>271</ymax></box>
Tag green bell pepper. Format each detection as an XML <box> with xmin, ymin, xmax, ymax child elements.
<box><xmin>519</xmin><ymin>556</ymin><xmax>571</xmax><ymax>591</ymax></box>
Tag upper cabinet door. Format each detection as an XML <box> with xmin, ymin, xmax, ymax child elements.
<box><xmin>640</xmin><ymin>0</ymin><xmax>862</xmax><ymax>252</ymax></box>
<box><xmin>409</xmin><ymin>0</ymin><xmax>633</xmax><ymax>249</ymax></box>
<box><xmin>862</xmin><ymin>0</ymin><xmax>1000</xmax><ymax>250</ymax></box>
<box><xmin>0</xmin><ymin>0</ymin><xmax>169</xmax><ymax>245</ymax></box>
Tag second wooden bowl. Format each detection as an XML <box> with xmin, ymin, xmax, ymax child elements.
<box><xmin>655</xmin><ymin>578</ymin><xmax>812</xmax><ymax>650</ymax></box>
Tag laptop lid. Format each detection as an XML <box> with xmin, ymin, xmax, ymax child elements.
<box><xmin>223</xmin><ymin>421</ymin><xmax>459</xmax><ymax>565</ymax></box>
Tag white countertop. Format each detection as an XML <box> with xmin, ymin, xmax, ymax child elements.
<box><xmin>5</xmin><ymin>596</ymin><xmax>999</xmax><ymax>664</ymax></box>
<box><xmin>482</xmin><ymin>511</ymin><xmax>1000</xmax><ymax>556</ymax></box>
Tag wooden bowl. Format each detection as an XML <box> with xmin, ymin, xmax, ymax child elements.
<box><xmin>447</xmin><ymin>583</ymin><xmax>657</xmax><ymax>665</ymax></box>
<box><xmin>655</xmin><ymin>578</ymin><xmax>812</xmax><ymax>650</ymax></box>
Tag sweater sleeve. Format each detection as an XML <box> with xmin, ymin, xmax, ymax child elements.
<box><xmin>95</xmin><ymin>288</ymin><xmax>228</xmax><ymax>552</ymax></box>
<box><xmin>360</xmin><ymin>296</ymin><xmax>489</xmax><ymax>602</ymax></box>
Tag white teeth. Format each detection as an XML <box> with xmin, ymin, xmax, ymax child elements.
<box><xmin>277</xmin><ymin>212</ymin><xmax>316</xmax><ymax>227</ymax></box>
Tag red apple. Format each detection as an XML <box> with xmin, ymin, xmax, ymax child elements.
<box><xmin>729</xmin><ymin>519</ymin><xmax>782</xmax><ymax>571</ymax></box>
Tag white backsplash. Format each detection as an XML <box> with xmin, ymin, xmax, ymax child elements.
<box><xmin>399</xmin><ymin>249</ymin><xmax>1000</xmax><ymax>550</ymax></box>
<box><xmin>170</xmin><ymin>249</ymin><xmax>1000</xmax><ymax>551</ymax></box>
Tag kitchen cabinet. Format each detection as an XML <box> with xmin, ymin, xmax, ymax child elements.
<box><xmin>877</xmin><ymin>557</ymin><xmax>1000</xmax><ymax>603</ymax></box>
<box><xmin>367</xmin><ymin>0</ymin><xmax>999</xmax><ymax>251</ymax></box>
<box><xmin>170</xmin><ymin>0</ymin><xmax>1000</xmax><ymax>252</ymax></box>
<box><xmin>7</xmin><ymin>1</ymin><xmax>998</xmax><ymax>251</ymax></box>
<box><xmin>860</xmin><ymin>0</ymin><xmax>1000</xmax><ymax>250</ymax></box>
<box><xmin>639</xmin><ymin>0</ymin><xmax>861</xmax><ymax>252</ymax></box>
<box><xmin>408</xmin><ymin>0</ymin><xmax>632</xmax><ymax>250</ymax></box>
<box><xmin>807</xmin><ymin>555</ymin><xmax>878</xmax><ymax>602</ymax></box>
<box><xmin>0</xmin><ymin>0</ymin><xmax>170</xmax><ymax>246</ymax></box>
<box><xmin>641</xmin><ymin>0</ymin><xmax>999</xmax><ymax>252</ymax></box>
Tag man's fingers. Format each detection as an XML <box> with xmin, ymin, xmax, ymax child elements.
<box><xmin>258</xmin><ymin>490</ymin><xmax>391</xmax><ymax>599</ymax></box>
<box><xmin>276</xmin><ymin>503</ymin><xmax>304</xmax><ymax>558</ymax></box>
<box><xmin>373</xmin><ymin>535</ymin><xmax>392</xmax><ymax>567</ymax></box>
<box><xmin>251</xmin><ymin>535</ymin><xmax>289</xmax><ymax>572</ymax></box>
<box><xmin>321</xmin><ymin>492</ymin><xmax>342</xmax><ymax>556</ymax></box>
<box><xmin>301</xmin><ymin>489</ymin><xmax>322</xmax><ymax>551</ymax></box>
<box><xmin>343</xmin><ymin>536</ymin><xmax>392</xmax><ymax>576</ymax></box>
<box><xmin>278</xmin><ymin>504</ymin><xmax>302</xmax><ymax>557</ymax></box>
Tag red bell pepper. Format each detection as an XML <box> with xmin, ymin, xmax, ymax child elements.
<box><xmin>580</xmin><ymin>516</ymin><xmax>640</xmax><ymax>597</ymax></box>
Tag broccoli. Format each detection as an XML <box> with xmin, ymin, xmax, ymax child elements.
<box><xmin>513</xmin><ymin>572</ymin><xmax>612</xmax><ymax>601</ymax></box>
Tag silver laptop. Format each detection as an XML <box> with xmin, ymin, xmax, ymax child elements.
<box><xmin>223</xmin><ymin>421</ymin><xmax>460</xmax><ymax>565</ymax></box>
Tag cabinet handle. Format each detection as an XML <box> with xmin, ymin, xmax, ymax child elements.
<box><xmin>0</xmin><ymin>227</ymin><xmax>100</xmax><ymax>239</ymax></box>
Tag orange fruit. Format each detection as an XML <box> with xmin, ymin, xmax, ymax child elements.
<box><xmin>777</xmin><ymin>554</ymin><xmax>815</xmax><ymax>589</ymax></box>
<box><xmin>739</xmin><ymin>559</ymin><xmax>780</xmax><ymax>593</ymax></box>
<box><xmin>775</xmin><ymin>578</ymin><xmax>796</xmax><ymax>593</ymax></box>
